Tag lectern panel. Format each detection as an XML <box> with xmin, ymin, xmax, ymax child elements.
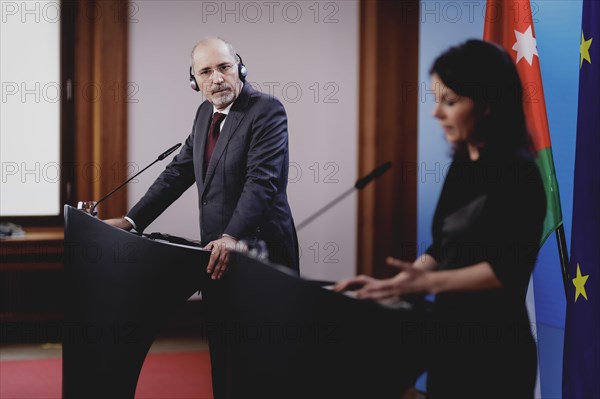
<box><xmin>63</xmin><ymin>206</ymin><xmax>210</xmax><ymax>398</ymax></box>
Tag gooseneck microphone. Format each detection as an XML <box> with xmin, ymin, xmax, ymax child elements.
<box><xmin>156</xmin><ymin>143</ymin><xmax>183</xmax><ymax>161</ymax></box>
<box><xmin>296</xmin><ymin>162</ymin><xmax>392</xmax><ymax>231</ymax></box>
<box><xmin>90</xmin><ymin>143</ymin><xmax>182</xmax><ymax>215</ymax></box>
<box><xmin>354</xmin><ymin>161</ymin><xmax>392</xmax><ymax>189</ymax></box>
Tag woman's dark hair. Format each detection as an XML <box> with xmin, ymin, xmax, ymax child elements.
<box><xmin>430</xmin><ymin>39</ymin><xmax>532</xmax><ymax>157</ymax></box>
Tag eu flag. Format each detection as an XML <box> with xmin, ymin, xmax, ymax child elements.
<box><xmin>562</xmin><ymin>1</ymin><xmax>600</xmax><ymax>398</ymax></box>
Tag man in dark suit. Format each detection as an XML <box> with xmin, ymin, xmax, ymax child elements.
<box><xmin>107</xmin><ymin>37</ymin><xmax>299</xmax><ymax>277</ymax></box>
<box><xmin>106</xmin><ymin>37</ymin><xmax>299</xmax><ymax>398</ymax></box>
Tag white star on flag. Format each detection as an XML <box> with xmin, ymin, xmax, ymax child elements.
<box><xmin>512</xmin><ymin>25</ymin><xmax>539</xmax><ymax>66</ymax></box>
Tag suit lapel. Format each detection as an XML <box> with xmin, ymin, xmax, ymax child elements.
<box><xmin>203</xmin><ymin>84</ymin><xmax>254</xmax><ymax>187</ymax></box>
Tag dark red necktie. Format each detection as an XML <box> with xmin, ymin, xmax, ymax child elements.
<box><xmin>204</xmin><ymin>112</ymin><xmax>227</xmax><ymax>177</ymax></box>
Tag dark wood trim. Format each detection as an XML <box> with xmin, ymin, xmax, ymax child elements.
<box><xmin>0</xmin><ymin>216</ymin><xmax>63</xmax><ymax>227</ymax></box>
<box><xmin>1</xmin><ymin>226</ymin><xmax>64</xmax><ymax>323</ymax></box>
<box><xmin>357</xmin><ymin>0</ymin><xmax>378</xmax><ymax>277</ymax></box>
<box><xmin>72</xmin><ymin>0</ymin><xmax>129</xmax><ymax>219</ymax></box>
<box><xmin>357</xmin><ymin>0</ymin><xmax>419</xmax><ymax>277</ymax></box>
<box><xmin>61</xmin><ymin>1</ymin><xmax>77</xmax><ymax>215</ymax></box>
<box><xmin>73</xmin><ymin>0</ymin><xmax>95</xmax><ymax>205</ymax></box>
<box><xmin>97</xmin><ymin>0</ymin><xmax>129</xmax><ymax>220</ymax></box>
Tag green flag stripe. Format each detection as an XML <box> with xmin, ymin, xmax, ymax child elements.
<box><xmin>536</xmin><ymin>147</ymin><xmax>563</xmax><ymax>245</ymax></box>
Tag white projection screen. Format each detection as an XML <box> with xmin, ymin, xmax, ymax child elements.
<box><xmin>1</xmin><ymin>0</ymin><xmax>61</xmax><ymax>216</ymax></box>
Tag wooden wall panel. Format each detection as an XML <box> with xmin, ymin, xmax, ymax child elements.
<box><xmin>358</xmin><ymin>0</ymin><xmax>419</xmax><ymax>277</ymax></box>
<box><xmin>73</xmin><ymin>0</ymin><xmax>128</xmax><ymax>219</ymax></box>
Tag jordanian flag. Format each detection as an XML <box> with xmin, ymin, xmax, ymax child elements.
<box><xmin>483</xmin><ymin>0</ymin><xmax>563</xmax><ymax>244</ymax></box>
<box><xmin>563</xmin><ymin>1</ymin><xmax>600</xmax><ymax>397</ymax></box>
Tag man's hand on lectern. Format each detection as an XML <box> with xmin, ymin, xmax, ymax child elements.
<box><xmin>104</xmin><ymin>218</ymin><xmax>133</xmax><ymax>231</ymax></box>
<box><xmin>205</xmin><ymin>235</ymin><xmax>237</xmax><ymax>280</ymax></box>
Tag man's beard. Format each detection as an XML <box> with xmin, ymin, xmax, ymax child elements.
<box><xmin>209</xmin><ymin>85</ymin><xmax>235</xmax><ymax>107</ymax></box>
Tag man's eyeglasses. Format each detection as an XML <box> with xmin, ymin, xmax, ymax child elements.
<box><xmin>195</xmin><ymin>63</ymin><xmax>236</xmax><ymax>80</ymax></box>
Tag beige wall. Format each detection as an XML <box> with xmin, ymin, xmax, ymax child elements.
<box><xmin>127</xmin><ymin>1</ymin><xmax>359</xmax><ymax>280</ymax></box>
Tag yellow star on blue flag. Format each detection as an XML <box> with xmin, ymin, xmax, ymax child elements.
<box><xmin>572</xmin><ymin>263</ymin><xmax>589</xmax><ymax>301</ymax></box>
<box><xmin>580</xmin><ymin>31</ymin><xmax>593</xmax><ymax>68</ymax></box>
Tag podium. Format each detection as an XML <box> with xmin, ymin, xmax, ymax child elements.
<box><xmin>63</xmin><ymin>205</ymin><xmax>425</xmax><ymax>398</ymax></box>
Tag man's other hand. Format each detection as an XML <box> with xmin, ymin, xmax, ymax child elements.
<box><xmin>205</xmin><ymin>236</ymin><xmax>237</xmax><ymax>280</ymax></box>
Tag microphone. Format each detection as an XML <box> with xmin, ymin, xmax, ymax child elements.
<box><xmin>296</xmin><ymin>161</ymin><xmax>392</xmax><ymax>231</ymax></box>
<box><xmin>354</xmin><ymin>161</ymin><xmax>392</xmax><ymax>189</ymax></box>
<box><xmin>157</xmin><ymin>144</ymin><xmax>182</xmax><ymax>160</ymax></box>
<box><xmin>89</xmin><ymin>143</ymin><xmax>182</xmax><ymax>215</ymax></box>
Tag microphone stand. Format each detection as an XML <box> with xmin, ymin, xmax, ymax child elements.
<box><xmin>89</xmin><ymin>143</ymin><xmax>181</xmax><ymax>215</ymax></box>
<box><xmin>296</xmin><ymin>162</ymin><xmax>392</xmax><ymax>231</ymax></box>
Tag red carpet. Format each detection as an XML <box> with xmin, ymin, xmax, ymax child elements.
<box><xmin>0</xmin><ymin>351</ymin><xmax>213</xmax><ymax>399</ymax></box>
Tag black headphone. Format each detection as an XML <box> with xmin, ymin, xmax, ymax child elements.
<box><xmin>189</xmin><ymin>53</ymin><xmax>247</xmax><ymax>92</ymax></box>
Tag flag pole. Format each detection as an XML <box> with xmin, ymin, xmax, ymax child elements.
<box><xmin>555</xmin><ymin>225</ymin><xmax>570</xmax><ymax>297</ymax></box>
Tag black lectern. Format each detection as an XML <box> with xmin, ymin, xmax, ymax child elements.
<box><xmin>63</xmin><ymin>205</ymin><xmax>211</xmax><ymax>397</ymax></box>
<box><xmin>63</xmin><ymin>205</ymin><xmax>425</xmax><ymax>398</ymax></box>
<box><xmin>205</xmin><ymin>252</ymin><xmax>427</xmax><ymax>399</ymax></box>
